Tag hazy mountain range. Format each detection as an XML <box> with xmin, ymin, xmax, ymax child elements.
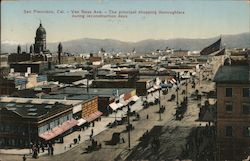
<box><xmin>1</xmin><ymin>32</ymin><xmax>249</xmax><ymax>54</ymax></box>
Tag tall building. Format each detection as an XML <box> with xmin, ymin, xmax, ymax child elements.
<box><xmin>214</xmin><ymin>53</ymin><xmax>250</xmax><ymax>160</ymax></box>
<box><xmin>34</xmin><ymin>22</ymin><xmax>46</xmax><ymax>53</ymax></box>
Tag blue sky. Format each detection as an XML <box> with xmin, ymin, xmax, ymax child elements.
<box><xmin>1</xmin><ymin>0</ymin><xmax>249</xmax><ymax>43</ymax></box>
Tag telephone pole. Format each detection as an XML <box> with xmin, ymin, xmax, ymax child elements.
<box><xmin>127</xmin><ymin>105</ymin><xmax>131</xmax><ymax>149</ymax></box>
<box><xmin>158</xmin><ymin>88</ymin><xmax>162</xmax><ymax>121</ymax></box>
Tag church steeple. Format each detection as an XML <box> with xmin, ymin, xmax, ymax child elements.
<box><xmin>17</xmin><ymin>45</ymin><xmax>21</xmax><ymax>54</ymax></box>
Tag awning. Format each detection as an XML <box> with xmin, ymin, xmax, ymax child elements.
<box><xmin>77</xmin><ymin>118</ymin><xmax>87</xmax><ymax>126</ymax></box>
<box><xmin>153</xmin><ymin>85</ymin><xmax>161</xmax><ymax>90</ymax></box>
<box><xmin>181</xmin><ymin>75</ymin><xmax>191</xmax><ymax>79</ymax></box>
<box><xmin>130</xmin><ymin>95</ymin><xmax>139</xmax><ymax>102</ymax></box>
<box><xmin>120</xmin><ymin>100</ymin><xmax>129</xmax><ymax>106</ymax></box>
<box><xmin>117</xmin><ymin>103</ymin><xmax>124</xmax><ymax>108</ymax></box>
<box><xmin>109</xmin><ymin>102</ymin><xmax>119</xmax><ymax>111</ymax></box>
<box><xmin>39</xmin><ymin>119</ymin><xmax>78</xmax><ymax>141</ymax></box>
<box><xmin>161</xmin><ymin>83</ymin><xmax>173</xmax><ymax>88</ymax></box>
<box><xmin>147</xmin><ymin>87</ymin><xmax>155</xmax><ymax>93</ymax></box>
<box><xmin>85</xmin><ymin>111</ymin><xmax>103</xmax><ymax>122</ymax></box>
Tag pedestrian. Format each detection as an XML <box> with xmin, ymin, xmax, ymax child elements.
<box><xmin>37</xmin><ymin>144</ymin><xmax>40</xmax><ymax>153</ymax></box>
<box><xmin>146</xmin><ymin>114</ymin><xmax>149</xmax><ymax>119</ymax></box>
<box><xmin>41</xmin><ymin>144</ymin><xmax>44</xmax><ymax>153</ymax></box>
<box><xmin>78</xmin><ymin>134</ymin><xmax>81</xmax><ymax>142</ymax></box>
<box><xmin>90</xmin><ymin>134</ymin><xmax>93</xmax><ymax>141</ymax></box>
<box><xmin>23</xmin><ymin>154</ymin><xmax>26</xmax><ymax>161</ymax></box>
<box><xmin>51</xmin><ymin>146</ymin><xmax>54</xmax><ymax>155</ymax></box>
<box><xmin>91</xmin><ymin>129</ymin><xmax>94</xmax><ymax>135</ymax></box>
<box><xmin>122</xmin><ymin>137</ymin><xmax>125</xmax><ymax>143</ymax></box>
<box><xmin>48</xmin><ymin>147</ymin><xmax>51</xmax><ymax>155</ymax></box>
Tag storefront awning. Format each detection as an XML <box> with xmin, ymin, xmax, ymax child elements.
<box><xmin>153</xmin><ymin>85</ymin><xmax>161</xmax><ymax>90</ymax></box>
<box><xmin>39</xmin><ymin>119</ymin><xmax>78</xmax><ymax>141</ymax></box>
<box><xmin>130</xmin><ymin>95</ymin><xmax>139</xmax><ymax>102</ymax></box>
<box><xmin>77</xmin><ymin>118</ymin><xmax>87</xmax><ymax>126</ymax></box>
<box><xmin>147</xmin><ymin>87</ymin><xmax>155</xmax><ymax>93</ymax></box>
<box><xmin>85</xmin><ymin>111</ymin><xmax>103</xmax><ymax>122</ymax></box>
<box><xmin>117</xmin><ymin>103</ymin><xmax>124</xmax><ymax>108</ymax></box>
<box><xmin>120</xmin><ymin>100</ymin><xmax>129</xmax><ymax>106</ymax></box>
<box><xmin>109</xmin><ymin>102</ymin><xmax>119</xmax><ymax>111</ymax></box>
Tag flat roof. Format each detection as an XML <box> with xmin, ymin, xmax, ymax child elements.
<box><xmin>214</xmin><ymin>65</ymin><xmax>250</xmax><ymax>83</ymax></box>
<box><xmin>54</xmin><ymin>71</ymin><xmax>87</xmax><ymax>77</ymax></box>
<box><xmin>42</xmin><ymin>93</ymin><xmax>96</xmax><ymax>100</ymax></box>
<box><xmin>45</xmin><ymin>87</ymin><xmax>135</xmax><ymax>98</ymax></box>
<box><xmin>0</xmin><ymin>101</ymin><xmax>71</xmax><ymax>118</ymax></box>
<box><xmin>0</xmin><ymin>97</ymin><xmax>82</xmax><ymax>105</ymax></box>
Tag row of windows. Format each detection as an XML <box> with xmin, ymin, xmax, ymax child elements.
<box><xmin>0</xmin><ymin>138</ymin><xmax>30</xmax><ymax>148</ymax></box>
<box><xmin>225</xmin><ymin>88</ymin><xmax>250</xmax><ymax>97</ymax></box>
<box><xmin>225</xmin><ymin>103</ymin><xmax>250</xmax><ymax>114</ymax></box>
<box><xmin>0</xmin><ymin>125</ymin><xmax>36</xmax><ymax>134</ymax></box>
<box><xmin>225</xmin><ymin>126</ymin><xmax>250</xmax><ymax>137</ymax></box>
<box><xmin>38</xmin><ymin>113</ymin><xmax>73</xmax><ymax>134</ymax></box>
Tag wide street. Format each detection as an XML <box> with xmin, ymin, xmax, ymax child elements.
<box><xmin>0</xmin><ymin>58</ymin><xmax>220</xmax><ymax>161</ymax></box>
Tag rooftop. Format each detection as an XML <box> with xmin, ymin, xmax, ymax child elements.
<box><xmin>0</xmin><ymin>101</ymin><xmax>71</xmax><ymax>118</ymax></box>
<box><xmin>44</xmin><ymin>87</ymin><xmax>135</xmax><ymax>98</ymax></box>
<box><xmin>0</xmin><ymin>97</ymin><xmax>82</xmax><ymax>105</ymax></box>
<box><xmin>214</xmin><ymin>65</ymin><xmax>250</xmax><ymax>83</ymax></box>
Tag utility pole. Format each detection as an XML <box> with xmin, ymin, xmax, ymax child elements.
<box><xmin>127</xmin><ymin>105</ymin><xmax>131</xmax><ymax>149</ymax></box>
<box><xmin>199</xmin><ymin>70</ymin><xmax>201</xmax><ymax>86</ymax></box>
<box><xmin>186</xmin><ymin>79</ymin><xmax>188</xmax><ymax>98</ymax></box>
<box><xmin>158</xmin><ymin>88</ymin><xmax>162</xmax><ymax>121</ymax></box>
<box><xmin>28</xmin><ymin>120</ymin><xmax>31</xmax><ymax>154</ymax></box>
<box><xmin>176</xmin><ymin>72</ymin><xmax>180</xmax><ymax>106</ymax></box>
<box><xmin>176</xmin><ymin>86</ymin><xmax>179</xmax><ymax>106</ymax></box>
<box><xmin>186</xmin><ymin>78</ymin><xmax>188</xmax><ymax>106</ymax></box>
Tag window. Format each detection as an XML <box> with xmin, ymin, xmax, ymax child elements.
<box><xmin>225</xmin><ymin>126</ymin><xmax>233</xmax><ymax>137</ymax></box>
<box><xmin>243</xmin><ymin>127</ymin><xmax>250</xmax><ymax>137</ymax></box>
<box><xmin>243</xmin><ymin>88</ymin><xmax>250</xmax><ymax>97</ymax></box>
<box><xmin>225</xmin><ymin>103</ymin><xmax>233</xmax><ymax>113</ymax></box>
<box><xmin>242</xmin><ymin>104</ymin><xmax>250</xmax><ymax>114</ymax></box>
<box><xmin>225</xmin><ymin>88</ymin><xmax>232</xmax><ymax>97</ymax></box>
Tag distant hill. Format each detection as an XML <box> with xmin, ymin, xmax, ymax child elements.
<box><xmin>1</xmin><ymin>32</ymin><xmax>249</xmax><ymax>54</ymax></box>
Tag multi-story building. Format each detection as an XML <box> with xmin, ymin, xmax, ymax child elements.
<box><xmin>0</xmin><ymin>98</ymin><xmax>81</xmax><ymax>148</ymax></box>
<box><xmin>0</xmin><ymin>97</ymin><xmax>104</xmax><ymax>148</ymax></box>
<box><xmin>214</xmin><ymin>55</ymin><xmax>250</xmax><ymax>161</ymax></box>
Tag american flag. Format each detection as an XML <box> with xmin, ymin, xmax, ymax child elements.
<box><xmin>200</xmin><ymin>38</ymin><xmax>221</xmax><ymax>55</ymax></box>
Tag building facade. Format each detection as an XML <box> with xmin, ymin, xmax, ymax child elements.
<box><xmin>214</xmin><ymin>57</ymin><xmax>250</xmax><ymax>160</ymax></box>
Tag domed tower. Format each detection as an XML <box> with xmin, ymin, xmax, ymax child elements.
<box><xmin>34</xmin><ymin>21</ymin><xmax>46</xmax><ymax>53</ymax></box>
